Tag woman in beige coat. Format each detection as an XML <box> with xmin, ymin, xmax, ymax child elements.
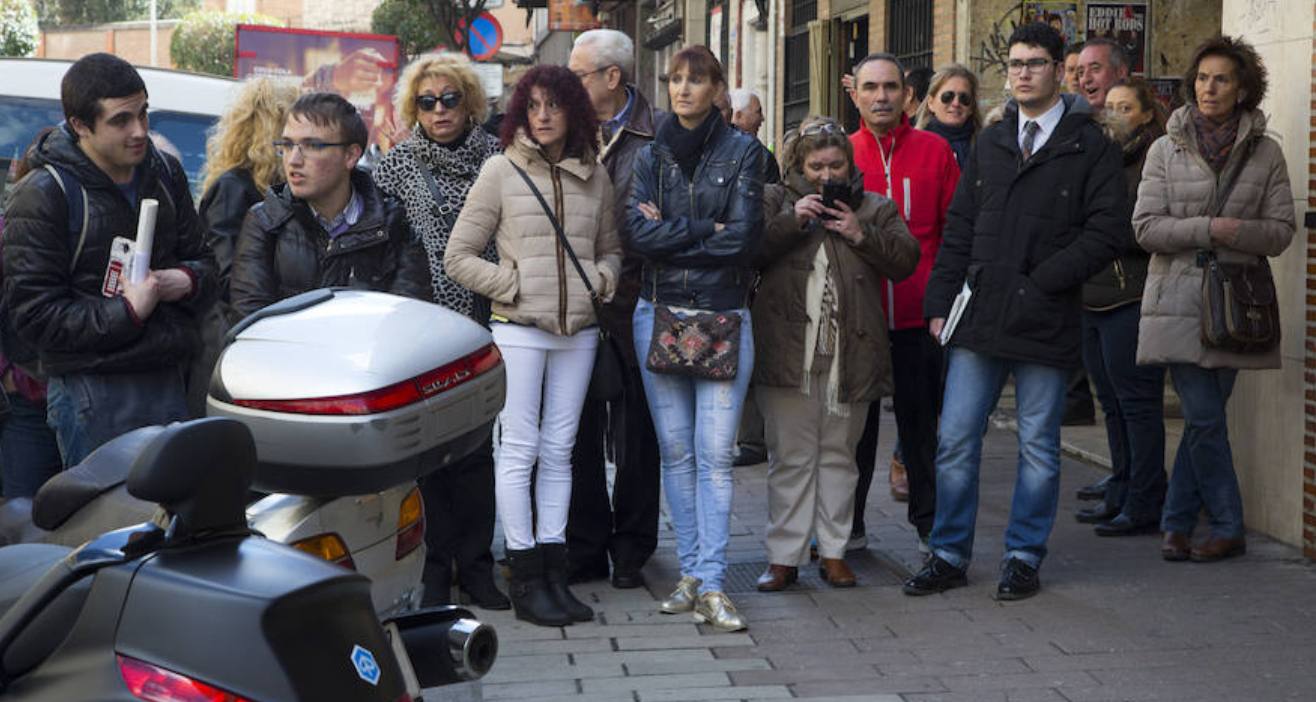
<box><xmin>1133</xmin><ymin>36</ymin><xmax>1294</xmax><ymax>564</ymax></box>
<box><xmin>445</xmin><ymin>65</ymin><xmax>622</xmax><ymax>627</ymax></box>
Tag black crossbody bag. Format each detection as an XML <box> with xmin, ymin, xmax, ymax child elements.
<box><xmin>507</xmin><ymin>162</ymin><xmax>625</xmax><ymax>401</ymax></box>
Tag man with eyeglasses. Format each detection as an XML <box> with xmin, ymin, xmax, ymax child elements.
<box><xmin>562</xmin><ymin>29</ymin><xmax>666</xmax><ymax>590</ymax></box>
<box><xmin>909</xmin><ymin>22</ymin><xmax>1127</xmax><ymax>601</ymax></box>
<box><xmin>845</xmin><ymin>52</ymin><xmax>960</xmax><ymax>557</ymax></box>
<box><xmin>3</xmin><ymin>53</ymin><xmax>215</xmax><ymax>466</ymax></box>
<box><xmin>229</xmin><ymin>92</ymin><xmax>429</xmax><ymax>322</ymax></box>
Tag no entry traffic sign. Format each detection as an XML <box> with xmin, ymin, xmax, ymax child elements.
<box><xmin>467</xmin><ymin>12</ymin><xmax>504</xmax><ymax>62</ymax></box>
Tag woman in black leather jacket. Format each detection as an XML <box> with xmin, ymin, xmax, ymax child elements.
<box><xmin>625</xmin><ymin>45</ymin><xmax>763</xmax><ymax>633</ymax></box>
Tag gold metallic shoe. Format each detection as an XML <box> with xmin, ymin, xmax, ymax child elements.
<box><xmin>692</xmin><ymin>591</ymin><xmax>747</xmax><ymax>632</ymax></box>
<box><xmin>659</xmin><ymin>575</ymin><xmax>701</xmax><ymax>614</ymax></box>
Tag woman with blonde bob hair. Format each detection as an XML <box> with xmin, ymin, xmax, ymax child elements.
<box><xmin>915</xmin><ymin>64</ymin><xmax>980</xmax><ymax>166</ymax></box>
<box><xmin>191</xmin><ymin>77</ymin><xmax>298</xmax><ymax>414</ymax></box>
<box><xmin>372</xmin><ymin>52</ymin><xmax>510</xmax><ymax>612</ymax></box>
<box><xmin>752</xmin><ymin>115</ymin><xmax>918</xmax><ymax>593</ymax></box>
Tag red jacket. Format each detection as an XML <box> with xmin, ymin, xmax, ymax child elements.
<box><xmin>850</xmin><ymin>117</ymin><xmax>960</xmax><ymax>330</ymax></box>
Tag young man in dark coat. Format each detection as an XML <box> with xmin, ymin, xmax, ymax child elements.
<box><xmin>229</xmin><ymin>93</ymin><xmax>429</xmax><ymax>320</ymax></box>
<box><xmin>2</xmin><ymin>53</ymin><xmax>216</xmax><ymax>466</ymax></box>
<box><xmin>905</xmin><ymin>23</ymin><xmax>1127</xmax><ymax>601</ymax></box>
<box><xmin>564</xmin><ymin>28</ymin><xmax>665</xmax><ymax>589</ymax></box>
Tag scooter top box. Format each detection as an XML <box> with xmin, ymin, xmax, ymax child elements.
<box><xmin>207</xmin><ymin>289</ymin><xmax>506</xmax><ymax>496</ymax></box>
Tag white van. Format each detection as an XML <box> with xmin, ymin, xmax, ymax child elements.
<box><xmin>0</xmin><ymin>58</ymin><xmax>240</xmax><ymax>199</ymax></box>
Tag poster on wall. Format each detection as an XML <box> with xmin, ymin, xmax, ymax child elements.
<box><xmin>547</xmin><ymin>0</ymin><xmax>600</xmax><ymax>32</ymax></box>
<box><xmin>234</xmin><ymin>25</ymin><xmax>401</xmax><ymax>152</ymax></box>
<box><xmin>1149</xmin><ymin>77</ymin><xmax>1184</xmax><ymax>112</ymax></box>
<box><xmin>709</xmin><ymin>5</ymin><xmax>723</xmax><ymax>63</ymax></box>
<box><xmin>1023</xmin><ymin>2</ymin><xmax>1079</xmax><ymax>48</ymax></box>
<box><xmin>1085</xmin><ymin>2</ymin><xmax>1149</xmax><ymax>75</ymax></box>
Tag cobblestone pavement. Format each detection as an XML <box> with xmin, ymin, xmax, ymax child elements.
<box><xmin>435</xmin><ymin>412</ymin><xmax>1316</xmax><ymax>702</ymax></box>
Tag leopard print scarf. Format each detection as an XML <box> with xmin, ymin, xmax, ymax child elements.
<box><xmin>373</xmin><ymin>124</ymin><xmax>501</xmax><ymax>318</ymax></box>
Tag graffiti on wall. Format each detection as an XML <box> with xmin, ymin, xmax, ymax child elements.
<box><xmin>972</xmin><ymin>2</ymin><xmax>1025</xmax><ymax>80</ymax></box>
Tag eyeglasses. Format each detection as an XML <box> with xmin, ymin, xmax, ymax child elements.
<box><xmin>572</xmin><ymin>65</ymin><xmax>614</xmax><ymax>80</ymax></box>
<box><xmin>272</xmin><ymin>139</ymin><xmax>350</xmax><ymax>158</ymax></box>
<box><xmin>415</xmin><ymin>91</ymin><xmax>463</xmax><ymax>112</ymax></box>
<box><xmin>1007</xmin><ymin>58</ymin><xmax>1055</xmax><ymax>74</ymax></box>
<box><xmin>800</xmin><ymin>121</ymin><xmax>844</xmax><ymax>137</ymax></box>
<box><xmin>939</xmin><ymin>90</ymin><xmax>973</xmax><ymax>107</ymax></box>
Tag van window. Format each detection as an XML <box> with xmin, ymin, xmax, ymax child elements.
<box><xmin>148</xmin><ymin>110</ymin><xmax>218</xmax><ymax>199</ymax></box>
<box><xmin>0</xmin><ymin>95</ymin><xmax>65</xmax><ymax>178</ymax></box>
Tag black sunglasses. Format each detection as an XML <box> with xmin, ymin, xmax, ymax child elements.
<box><xmin>939</xmin><ymin>90</ymin><xmax>973</xmax><ymax>107</ymax></box>
<box><xmin>416</xmin><ymin>91</ymin><xmax>463</xmax><ymax>112</ymax></box>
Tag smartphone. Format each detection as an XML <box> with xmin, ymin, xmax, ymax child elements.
<box><xmin>820</xmin><ymin>182</ymin><xmax>848</xmax><ymax>220</ymax></box>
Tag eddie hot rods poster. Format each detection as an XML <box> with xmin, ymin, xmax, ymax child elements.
<box><xmin>1085</xmin><ymin>2</ymin><xmax>1149</xmax><ymax>75</ymax></box>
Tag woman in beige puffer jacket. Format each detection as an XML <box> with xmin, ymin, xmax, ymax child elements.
<box><xmin>1132</xmin><ymin>36</ymin><xmax>1294</xmax><ymax>565</ymax></box>
<box><xmin>445</xmin><ymin>66</ymin><xmax>622</xmax><ymax>628</ymax></box>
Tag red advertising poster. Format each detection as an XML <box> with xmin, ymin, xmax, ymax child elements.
<box><xmin>234</xmin><ymin>25</ymin><xmax>402</xmax><ymax>151</ymax></box>
<box><xmin>1085</xmin><ymin>2</ymin><xmax>1149</xmax><ymax>75</ymax></box>
<box><xmin>548</xmin><ymin>0</ymin><xmax>600</xmax><ymax>32</ymax></box>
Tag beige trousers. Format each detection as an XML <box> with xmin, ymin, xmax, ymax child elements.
<box><xmin>759</xmin><ymin>374</ymin><xmax>871</xmax><ymax>565</ymax></box>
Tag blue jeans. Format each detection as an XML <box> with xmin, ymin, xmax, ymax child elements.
<box><xmin>1</xmin><ymin>392</ymin><xmax>63</xmax><ymax>498</ymax></box>
<box><xmin>633</xmin><ymin>298</ymin><xmax>753</xmax><ymax>593</ymax></box>
<box><xmin>1081</xmin><ymin>305</ymin><xmax>1166</xmax><ymax>522</ymax></box>
<box><xmin>46</xmin><ymin>367</ymin><xmax>190</xmax><ymax>467</ymax></box>
<box><xmin>1162</xmin><ymin>364</ymin><xmax>1243</xmax><ymax>539</ymax></box>
<box><xmin>930</xmin><ymin>347</ymin><xmax>1067</xmax><ymax>569</ymax></box>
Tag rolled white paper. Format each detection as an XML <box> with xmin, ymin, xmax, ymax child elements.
<box><xmin>129</xmin><ymin>198</ymin><xmax>158</xmax><ymax>284</ymax></box>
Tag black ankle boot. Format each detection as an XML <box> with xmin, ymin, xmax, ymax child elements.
<box><xmin>459</xmin><ymin>569</ymin><xmax>511</xmax><ymax>611</ymax></box>
<box><xmin>505</xmin><ymin>547</ymin><xmax>571</xmax><ymax>626</ymax></box>
<box><xmin>539</xmin><ymin>543</ymin><xmax>595</xmax><ymax>623</ymax></box>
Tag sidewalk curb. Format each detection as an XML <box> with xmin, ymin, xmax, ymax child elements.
<box><xmin>989</xmin><ymin>412</ymin><xmax>1113</xmax><ymax>472</ymax></box>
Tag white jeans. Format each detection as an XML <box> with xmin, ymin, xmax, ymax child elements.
<box><xmin>492</xmin><ymin>323</ymin><xmax>598</xmax><ymax>551</ymax></box>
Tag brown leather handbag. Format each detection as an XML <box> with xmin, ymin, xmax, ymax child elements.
<box><xmin>1200</xmin><ymin>253</ymin><xmax>1279</xmax><ymax>353</ymax></box>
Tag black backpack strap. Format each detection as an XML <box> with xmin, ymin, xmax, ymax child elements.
<box><xmin>42</xmin><ymin>164</ymin><xmax>89</xmax><ymax>275</ymax></box>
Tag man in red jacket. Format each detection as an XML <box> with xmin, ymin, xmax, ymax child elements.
<box><xmin>848</xmin><ymin>53</ymin><xmax>961</xmax><ymax>551</ymax></box>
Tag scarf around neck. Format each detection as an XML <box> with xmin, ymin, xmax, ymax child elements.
<box><xmin>924</xmin><ymin>117</ymin><xmax>975</xmax><ymax>165</ymax></box>
<box><xmin>372</xmin><ymin>124</ymin><xmax>501</xmax><ymax>317</ymax></box>
<box><xmin>658</xmin><ymin>110</ymin><xmax>720</xmax><ymax>181</ymax></box>
<box><xmin>1190</xmin><ymin>105</ymin><xmax>1240</xmax><ymax>174</ymax></box>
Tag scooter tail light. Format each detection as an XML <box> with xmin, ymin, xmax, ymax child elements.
<box><xmin>395</xmin><ymin>487</ymin><xmax>425</xmax><ymax>560</ymax></box>
<box><xmin>290</xmin><ymin>532</ymin><xmax>357</xmax><ymax>570</ymax></box>
<box><xmin>118</xmin><ymin>654</ymin><xmax>253</xmax><ymax>702</ymax></box>
<box><xmin>231</xmin><ymin>343</ymin><xmax>502</xmax><ymax>416</ymax></box>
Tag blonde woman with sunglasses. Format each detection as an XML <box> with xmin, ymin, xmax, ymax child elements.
<box><xmin>915</xmin><ymin>64</ymin><xmax>981</xmax><ymax>167</ymax></box>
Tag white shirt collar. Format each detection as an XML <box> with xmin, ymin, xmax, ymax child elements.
<box><xmin>1017</xmin><ymin>96</ymin><xmax>1066</xmax><ymax>155</ymax></box>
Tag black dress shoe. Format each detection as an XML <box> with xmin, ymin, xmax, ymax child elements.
<box><xmin>1075</xmin><ymin>504</ymin><xmax>1119</xmax><ymax>524</ymax></box>
<box><xmin>1076</xmin><ymin>476</ymin><xmax>1109</xmax><ymax>501</ymax></box>
<box><xmin>995</xmin><ymin>558</ymin><xmax>1040</xmax><ymax>601</ymax></box>
<box><xmin>1093</xmin><ymin>515</ymin><xmax>1160</xmax><ymax>537</ymax></box>
<box><xmin>610</xmin><ymin>567</ymin><xmax>645</xmax><ymax>589</ymax></box>
<box><xmin>902</xmin><ymin>555</ymin><xmax>967</xmax><ymax>596</ymax></box>
<box><xmin>567</xmin><ymin>561</ymin><xmax>610</xmax><ymax>585</ymax></box>
<box><xmin>459</xmin><ymin>575</ymin><xmax>511</xmax><ymax>610</ymax></box>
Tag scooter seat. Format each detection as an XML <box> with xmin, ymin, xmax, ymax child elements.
<box><xmin>0</xmin><ymin>544</ymin><xmax>72</xmax><ymax>618</ymax></box>
<box><xmin>31</xmin><ymin>426</ymin><xmax>165</xmax><ymax>531</ymax></box>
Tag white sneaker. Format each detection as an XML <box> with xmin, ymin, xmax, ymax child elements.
<box><xmin>918</xmin><ymin>535</ymin><xmax>931</xmax><ymax>555</ymax></box>
<box><xmin>845</xmin><ymin>533</ymin><xmax>868</xmax><ymax>552</ymax></box>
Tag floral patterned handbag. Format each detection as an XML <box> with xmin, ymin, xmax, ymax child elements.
<box><xmin>645</xmin><ymin>305</ymin><xmax>742</xmax><ymax>381</ymax></box>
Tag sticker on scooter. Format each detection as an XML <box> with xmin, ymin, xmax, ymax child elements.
<box><xmin>350</xmin><ymin>644</ymin><xmax>381</xmax><ymax>686</ymax></box>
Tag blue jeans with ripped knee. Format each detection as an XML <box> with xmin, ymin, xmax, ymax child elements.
<box><xmin>633</xmin><ymin>298</ymin><xmax>753</xmax><ymax>594</ymax></box>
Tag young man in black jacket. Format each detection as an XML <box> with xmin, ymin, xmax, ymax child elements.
<box><xmin>228</xmin><ymin>93</ymin><xmax>429</xmax><ymax>321</ymax></box>
<box><xmin>2</xmin><ymin>53</ymin><xmax>216</xmax><ymax>466</ymax></box>
<box><xmin>905</xmin><ymin>23</ymin><xmax>1127</xmax><ymax>601</ymax></box>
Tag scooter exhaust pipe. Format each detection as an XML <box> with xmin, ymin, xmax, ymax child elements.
<box><xmin>444</xmin><ymin>618</ymin><xmax>497</xmax><ymax>681</ymax></box>
<box><xmin>389</xmin><ymin>606</ymin><xmax>499</xmax><ymax>686</ymax></box>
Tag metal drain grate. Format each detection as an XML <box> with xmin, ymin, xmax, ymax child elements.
<box><xmin>722</xmin><ymin>551</ymin><xmax>907</xmax><ymax>593</ymax></box>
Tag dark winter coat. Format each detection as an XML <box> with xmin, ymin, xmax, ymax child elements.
<box><xmin>2</xmin><ymin>126</ymin><xmax>215</xmax><ymax>376</ymax></box>
<box><xmin>1082</xmin><ymin>122</ymin><xmax>1162</xmax><ymax>310</ymax></box>
<box><xmin>228</xmin><ymin>169</ymin><xmax>431</xmax><ymax>322</ymax></box>
<box><xmin>625</xmin><ymin>115</ymin><xmax>765</xmax><ymax>311</ymax></box>
<box><xmin>923</xmin><ymin>94</ymin><xmax>1129</xmax><ymax>368</ymax></box>
<box><xmin>753</xmin><ymin>172</ymin><xmax>920</xmax><ymax>401</ymax></box>
<box><xmin>198</xmin><ymin>167</ymin><xmax>262</xmax><ymax>307</ymax></box>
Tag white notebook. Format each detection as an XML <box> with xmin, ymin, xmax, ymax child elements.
<box><xmin>938</xmin><ymin>282</ymin><xmax>972</xmax><ymax>347</ymax></box>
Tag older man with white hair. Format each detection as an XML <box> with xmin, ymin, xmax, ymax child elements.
<box><xmin>728</xmin><ymin>88</ymin><xmax>780</xmax><ymax>184</ymax></box>
<box><xmin>565</xmin><ymin>28</ymin><xmax>665</xmax><ymax>590</ymax></box>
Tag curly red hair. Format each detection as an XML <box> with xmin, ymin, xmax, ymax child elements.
<box><xmin>500</xmin><ymin>65</ymin><xmax>600</xmax><ymax>159</ymax></box>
